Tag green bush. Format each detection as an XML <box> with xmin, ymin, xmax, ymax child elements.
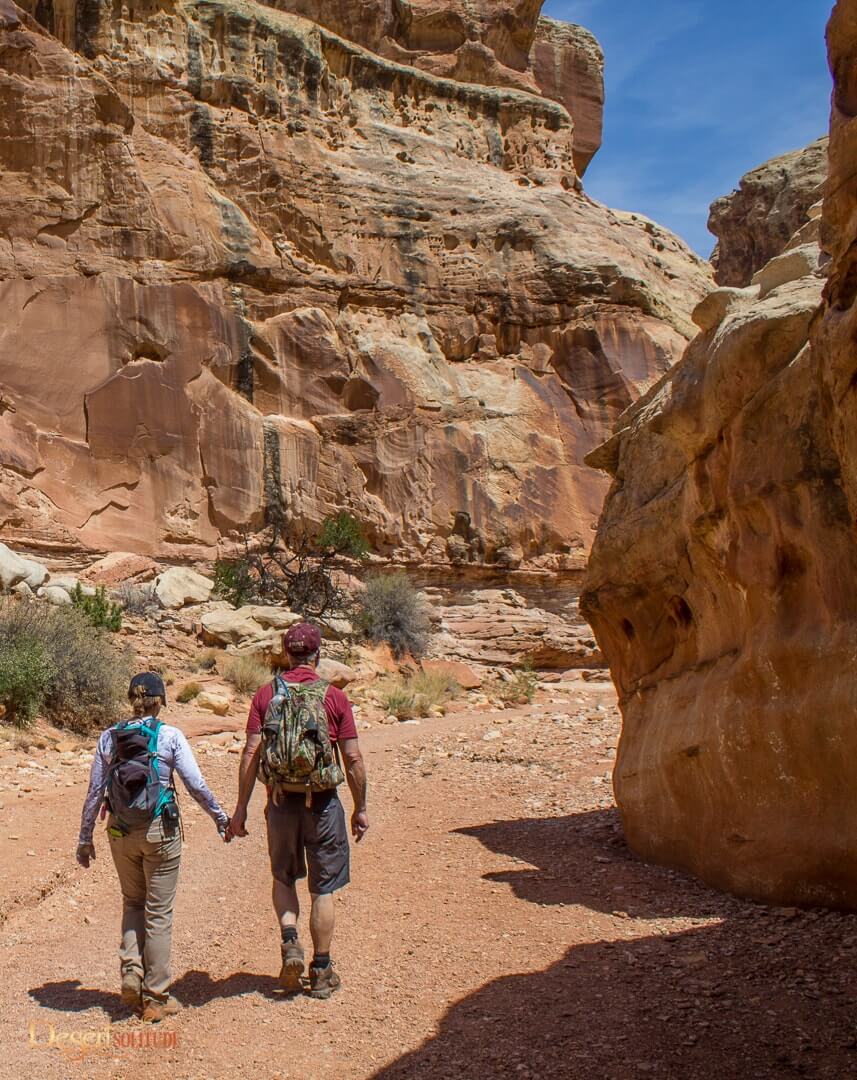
<box><xmin>316</xmin><ymin>512</ymin><xmax>369</xmax><ymax>559</ymax></box>
<box><xmin>71</xmin><ymin>584</ymin><xmax>123</xmax><ymax>632</ymax></box>
<box><xmin>222</xmin><ymin>653</ymin><xmax>271</xmax><ymax>694</ymax></box>
<box><xmin>356</xmin><ymin>573</ymin><xmax>431</xmax><ymax>659</ymax></box>
<box><xmin>0</xmin><ymin>601</ymin><xmax>131</xmax><ymax>733</ymax></box>
<box><xmin>176</xmin><ymin>682</ymin><xmax>202</xmax><ymax>703</ymax></box>
<box><xmin>0</xmin><ymin>637</ymin><xmax>56</xmax><ymax>727</ymax></box>
<box><xmin>212</xmin><ymin>559</ymin><xmax>259</xmax><ymax>608</ymax></box>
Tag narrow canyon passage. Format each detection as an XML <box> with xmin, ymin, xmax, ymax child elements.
<box><xmin>0</xmin><ymin>686</ymin><xmax>854</xmax><ymax>1079</ymax></box>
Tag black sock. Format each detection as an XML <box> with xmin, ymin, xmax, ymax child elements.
<box><xmin>311</xmin><ymin>952</ymin><xmax>330</xmax><ymax>969</ymax></box>
<box><xmin>281</xmin><ymin>926</ymin><xmax>298</xmax><ymax>944</ymax></box>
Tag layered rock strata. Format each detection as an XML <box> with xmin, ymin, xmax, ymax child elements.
<box><xmin>580</xmin><ymin>12</ymin><xmax>857</xmax><ymax>906</ymax></box>
<box><xmin>709</xmin><ymin>137</ymin><xmax>828</xmax><ymax>287</ymax></box>
<box><xmin>0</xmin><ymin>0</ymin><xmax>709</xmax><ymax>563</ymax></box>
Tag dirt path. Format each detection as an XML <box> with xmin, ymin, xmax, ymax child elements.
<box><xmin>1</xmin><ymin>683</ymin><xmax>856</xmax><ymax>1079</ymax></box>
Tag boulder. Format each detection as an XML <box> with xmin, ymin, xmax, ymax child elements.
<box><xmin>245</xmin><ymin>606</ymin><xmax>301</xmax><ymax>631</ymax></box>
<box><xmin>350</xmin><ymin>642</ymin><xmax>401</xmax><ymax>677</ymax></box>
<box><xmin>199</xmin><ymin>607</ymin><xmax>265</xmax><ymax>646</ymax></box>
<box><xmin>316</xmin><ymin>658</ymin><xmax>359</xmax><ymax>688</ymax></box>
<box><xmin>420</xmin><ymin>659</ymin><xmax>483</xmax><ymax>689</ymax></box>
<box><xmin>752</xmin><ymin>243</ymin><xmax>822</xmax><ymax>298</ymax></box>
<box><xmin>38</xmin><ymin>585</ymin><xmax>72</xmax><ymax>606</ymax></box>
<box><xmin>154</xmin><ymin>568</ymin><xmax>214</xmax><ymax>610</ymax></box>
<box><xmin>45</xmin><ymin>575</ymin><xmax>95</xmax><ymax>597</ymax></box>
<box><xmin>195</xmin><ymin>691</ymin><xmax>232</xmax><ymax>716</ymax></box>
<box><xmin>82</xmin><ymin>552</ymin><xmax>159</xmax><ymax>586</ymax></box>
<box><xmin>322</xmin><ymin>618</ymin><xmax>353</xmax><ymax>640</ymax></box>
<box><xmin>0</xmin><ymin>543</ymin><xmax>48</xmax><ymax>591</ymax></box>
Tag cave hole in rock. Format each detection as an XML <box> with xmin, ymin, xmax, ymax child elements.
<box><xmin>343</xmin><ymin>377</ymin><xmax>380</xmax><ymax>411</ymax></box>
<box><xmin>620</xmin><ymin>618</ymin><xmax>636</xmax><ymax>641</ymax></box>
<box><xmin>775</xmin><ymin>543</ymin><xmax>808</xmax><ymax>584</ymax></box>
<box><xmin>668</xmin><ymin>595</ymin><xmax>694</xmax><ymax>629</ymax></box>
<box><xmin>128</xmin><ymin>342</ymin><xmax>168</xmax><ymax>364</ymax></box>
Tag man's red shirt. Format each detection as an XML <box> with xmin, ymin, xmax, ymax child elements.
<box><xmin>246</xmin><ymin>666</ymin><xmax>358</xmax><ymax>742</ymax></box>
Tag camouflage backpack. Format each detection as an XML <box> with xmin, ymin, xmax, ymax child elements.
<box><xmin>258</xmin><ymin>676</ymin><xmax>344</xmax><ymax>802</ymax></box>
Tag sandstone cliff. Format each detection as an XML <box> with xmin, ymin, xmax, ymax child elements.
<box><xmin>0</xmin><ymin>0</ymin><xmax>709</xmax><ymax>563</ymax></box>
<box><xmin>709</xmin><ymin>137</ymin><xmax>828</xmax><ymax>287</ymax></box>
<box><xmin>580</xmin><ymin>11</ymin><xmax>857</xmax><ymax>906</ymax></box>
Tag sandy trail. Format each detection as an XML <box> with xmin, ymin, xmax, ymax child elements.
<box><xmin>1</xmin><ymin>684</ymin><xmax>855</xmax><ymax>1080</ymax></box>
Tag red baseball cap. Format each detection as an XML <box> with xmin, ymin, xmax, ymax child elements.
<box><xmin>283</xmin><ymin>622</ymin><xmax>322</xmax><ymax>656</ymax></box>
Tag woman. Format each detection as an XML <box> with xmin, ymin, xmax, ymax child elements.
<box><xmin>76</xmin><ymin>671</ymin><xmax>230</xmax><ymax>1022</ymax></box>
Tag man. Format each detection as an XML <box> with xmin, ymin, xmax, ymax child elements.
<box><xmin>227</xmin><ymin>622</ymin><xmax>368</xmax><ymax>999</ymax></box>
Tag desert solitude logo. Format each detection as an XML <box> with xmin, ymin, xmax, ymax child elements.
<box><xmin>28</xmin><ymin>1021</ymin><xmax>178</xmax><ymax>1059</ymax></box>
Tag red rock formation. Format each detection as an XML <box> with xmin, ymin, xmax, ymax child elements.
<box><xmin>581</xmin><ymin>3</ymin><xmax>857</xmax><ymax>908</ymax></box>
<box><xmin>0</xmin><ymin>0</ymin><xmax>709</xmax><ymax>562</ymax></box>
<box><xmin>708</xmin><ymin>138</ymin><xmax>827</xmax><ymax>287</ymax></box>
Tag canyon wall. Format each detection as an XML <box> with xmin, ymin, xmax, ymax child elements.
<box><xmin>709</xmin><ymin>137</ymin><xmax>827</xmax><ymax>287</ymax></box>
<box><xmin>0</xmin><ymin>0</ymin><xmax>709</xmax><ymax>562</ymax></box>
<box><xmin>581</xmin><ymin>4</ymin><xmax>857</xmax><ymax>907</ymax></box>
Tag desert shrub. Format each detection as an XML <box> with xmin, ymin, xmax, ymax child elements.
<box><xmin>221</xmin><ymin>653</ymin><xmax>271</xmax><ymax>694</ymax></box>
<box><xmin>213</xmin><ymin>514</ymin><xmax>370</xmax><ymax>616</ymax></box>
<box><xmin>356</xmin><ymin>574</ymin><xmax>430</xmax><ymax>659</ymax></box>
<box><xmin>497</xmin><ymin>662</ymin><xmax>539</xmax><ymax>705</ymax></box>
<box><xmin>0</xmin><ymin>637</ymin><xmax>56</xmax><ymax>727</ymax></box>
<box><xmin>0</xmin><ymin>601</ymin><xmax>131</xmax><ymax>733</ymax></box>
<box><xmin>381</xmin><ymin>682</ymin><xmax>416</xmax><ymax>720</ymax></box>
<box><xmin>381</xmin><ymin>669</ymin><xmax>460</xmax><ymax>719</ymax></box>
<box><xmin>113</xmin><ymin>581</ymin><xmax>158</xmax><ymax>618</ymax></box>
<box><xmin>71</xmin><ymin>584</ymin><xmax>123</xmax><ymax>632</ymax></box>
<box><xmin>192</xmin><ymin>648</ymin><xmax>220</xmax><ymax>673</ymax></box>
<box><xmin>316</xmin><ymin>512</ymin><xmax>369</xmax><ymax>559</ymax></box>
<box><xmin>176</xmin><ymin>682</ymin><xmax>202</xmax><ymax>703</ymax></box>
<box><xmin>212</xmin><ymin>559</ymin><xmax>259</xmax><ymax>608</ymax></box>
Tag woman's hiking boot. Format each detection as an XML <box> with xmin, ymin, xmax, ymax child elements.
<box><xmin>309</xmin><ymin>961</ymin><xmax>341</xmax><ymax>999</ymax></box>
<box><xmin>120</xmin><ymin>972</ymin><xmax>142</xmax><ymax>1011</ymax></box>
<box><xmin>279</xmin><ymin>939</ymin><xmax>305</xmax><ymax>992</ymax></box>
<box><xmin>141</xmin><ymin>996</ymin><xmax>181</xmax><ymax>1023</ymax></box>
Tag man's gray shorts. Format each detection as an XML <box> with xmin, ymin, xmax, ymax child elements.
<box><xmin>265</xmin><ymin>790</ymin><xmax>350</xmax><ymax>895</ymax></box>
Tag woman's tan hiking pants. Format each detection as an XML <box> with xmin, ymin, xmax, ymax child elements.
<box><xmin>108</xmin><ymin>816</ymin><xmax>182</xmax><ymax>1005</ymax></box>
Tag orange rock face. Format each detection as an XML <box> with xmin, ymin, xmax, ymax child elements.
<box><xmin>0</xmin><ymin>0</ymin><xmax>709</xmax><ymax>563</ymax></box>
<box><xmin>580</xmin><ymin>7</ymin><xmax>857</xmax><ymax>907</ymax></box>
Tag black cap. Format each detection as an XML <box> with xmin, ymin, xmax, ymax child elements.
<box><xmin>128</xmin><ymin>672</ymin><xmax>167</xmax><ymax>702</ymax></box>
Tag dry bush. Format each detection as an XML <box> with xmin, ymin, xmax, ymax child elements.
<box><xmin>381</xmin><ymin>669</ymin><xmax>460</xmax><ymax>719</ymax></box>
<box><xmin>113</xmin><ymin>581</ymin><xmax>158</xmax><ymax>619</ymax></box>
<box><xmin>356</xmin><ymin>574</ymin><xmax>431</xmax><ymax>658</ymax></box>
<box><xmin>495</xmin><ymin>663</ymin><xmax>539</xmax><ymax>705</ymax></box>
<box><xmin>221</xmin><ymin>653</ymin><xmax>271</xmax><ymax>695</ymax></box>
<box><xmin>192</xmin><ymin>648</ymin><xmax>220</xmax><ymax>673</ymax></box>
<box><xmin>176</xmin><ymin>682</ymin><xmax>202</xmax><ymax>703</ymax></box>
<box><xmin>0</xmin><ymin>600</ymin><xmax>131</xmax><ymax>732</ymax></box>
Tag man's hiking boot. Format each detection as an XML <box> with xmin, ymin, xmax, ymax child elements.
<box><xmin>141</xmin><ymin>996</ymin><xmax>181</xmax><ymax>1023</ymax></box>
<box><xmin>309</xmin><ymin>961</ymin><xmax>341</xmax><ymax>1000</ymax></box>
<box><xmin>279</xmin><ymin>939</ymin><xmax>305</xmax><ymax>993</ymax></box>
<box><xmin>120</xmin><ymin>972</ymin><xmax>142</xmax><ymax>1011</ymax></box>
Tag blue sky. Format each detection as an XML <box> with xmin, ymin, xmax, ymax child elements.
<box><xmin>542</xmin><ymin>1</ymin><xmax>833</xmax><ymax>256</ymax></box>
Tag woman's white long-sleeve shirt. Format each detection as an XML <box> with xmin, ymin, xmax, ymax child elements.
<box><xmin>78</xmin><ymin>720</ymin><xmax>228</xmax><ymax>844</ymax></box>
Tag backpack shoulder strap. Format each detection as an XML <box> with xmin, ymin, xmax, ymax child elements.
<box><xmin>145</xmin><ymin>719</ymin><xmax>162</xmax><ymax>756</ymax></box>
